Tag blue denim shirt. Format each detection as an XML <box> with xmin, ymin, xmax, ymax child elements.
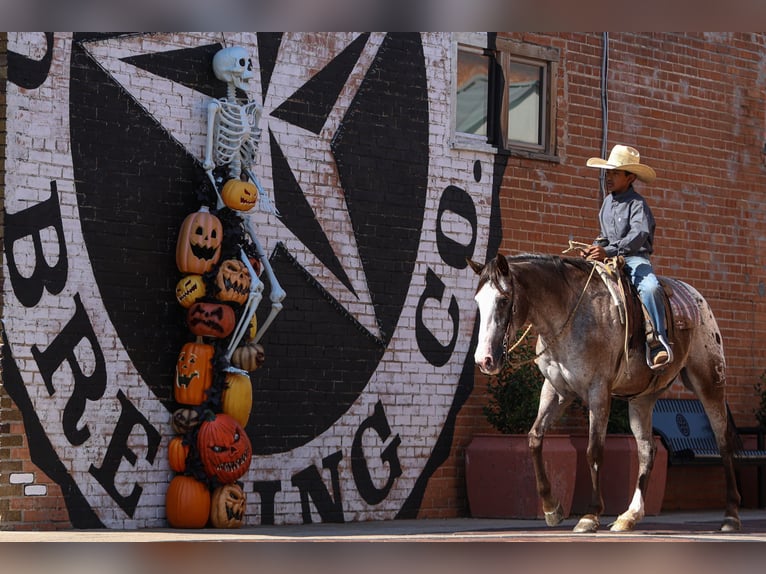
<box><xmin>597</xmin><ymin>185</ymin><xmax>655</xmax><ymax>258</ymax></box>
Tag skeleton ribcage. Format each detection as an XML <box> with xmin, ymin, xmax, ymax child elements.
<box><xmin>212</xmin><ymin>100</ymin><xmax>262</xmax><ymax>170</ymax></box>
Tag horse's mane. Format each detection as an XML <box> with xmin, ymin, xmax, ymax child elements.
<box><xmin>479</xmin><ymin>253</ymin><xmax>592</xmax><ymax>294</ymax></box>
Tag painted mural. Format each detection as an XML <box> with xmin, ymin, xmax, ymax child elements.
<box><xmin>2</xmin><ymin>32</ymin><xmax>501</xmax><ymax>528</ymax></box>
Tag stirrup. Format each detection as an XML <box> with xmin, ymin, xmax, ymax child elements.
<box><xmin>646</xmin><ymin>335</ymin><xmax>673</xmax><ymax>370</ymax></box>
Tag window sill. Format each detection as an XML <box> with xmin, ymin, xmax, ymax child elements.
<box><xmin>499</xmin><ymin>147</ymin><xmax>561</xmax><ymax>163</ymax></box>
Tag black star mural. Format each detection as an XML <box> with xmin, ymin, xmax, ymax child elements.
<box><xmin>69</xmin><ymin>32</ymin><xmax>429</xmax><ymax>453</ymax></box>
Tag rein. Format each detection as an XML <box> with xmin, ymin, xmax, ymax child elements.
<box><xmin>503</xmin><ymin>261</ymin><xmax>599</xmax><ymax>368</ymax></box>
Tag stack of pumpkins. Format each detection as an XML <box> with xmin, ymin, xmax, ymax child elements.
<box><xmin>165</xmin><ymin>179</ymin><xmax>265</xmax><ymax>529</ymax></box>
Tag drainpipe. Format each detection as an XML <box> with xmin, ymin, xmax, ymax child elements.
<box><xmin>599</xmin><ymin>32</ymin><xmax>609</xmax><ymax>201</ymax></box>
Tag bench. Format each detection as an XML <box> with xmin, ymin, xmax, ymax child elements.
<box><xmin>652</xmin><ymin>398</ymin><xmax>766</xmax><ymax>507</ymax></box>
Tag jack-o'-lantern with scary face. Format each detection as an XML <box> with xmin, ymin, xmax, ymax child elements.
<box><xmin>197</xmin><ymin>413</ymin><xmax>252</xmax><ymax>483</ymax></box>
<box><xmin>171</xmin><ymin>407</ymin><xmax>201</xmax><ymax>435</ymax></box>
<box><xmin>221</xmin><ymin>179</ymin><xmax>258</xmax><ymax>212</ymax></box>
<box><xmin>215</xmin><ymin>259</ymin><xmax>251</xmax><ymax>305</ymax></box>
<box><xmin>210</xmin><ymin>483</ymin><xmax>246</xmax><ymax>528</ymax></box>
<box><xmin>175</xmin><ymin>275</ymin><xmax>206</xmax><ymax>308</ymax></box>
<box><xmin>176</xmin><ymin>206</ymin><xmax>223</xmax><ymax>274</ymax></box>
<box><xmin>186</xmin><ymin>302</ymin><xmax>236</xmax><ymax>339</ymax></box>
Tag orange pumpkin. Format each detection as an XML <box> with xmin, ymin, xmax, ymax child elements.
<box><xmin>174</xmin><ymin>340</ymin><xmax>214</xmax><ymax>405</ymax></box>
<box><xmin>221</xmin><ymin>179</ymin><xmax>258</xmax><ymax>211</ymax></box>
<box><xmin>168</xmin><ymin>436</ymin><xmax>189</xmax><ymax>473</ymax></box>
<box><xmin>186</xmin><ymin>302</ymin><xmax>236</xmax><ymax>339</ymax></box>
<box><xmin>197</xmin><ymin>413</ymin><xmax>252</xmax><ymax>483</ymax></box>
<box><xmin>166</xmin><ymin>475</ymin><xmax>211</xmax><ymax>528</ymax></box>
<box><xmin>222</xmin><ymin>371</ymin><xmax>253</xmax><ymax>427</ymax></box>
<box><xmin>215</xmin><ymin>259</ymin><xmax>251</xmax><ymax>305</ymax></box>
<box><xmin>176</xmin><ymin>207</ymin><xmax>223</xmax><ymax>274</ymax></box>
<box><xmin>175</xmin><ymin>275</ymin><xmax>206</xmax><ymax>308</ymax></box>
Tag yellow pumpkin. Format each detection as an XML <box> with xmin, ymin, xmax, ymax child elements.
<box><xmin>175</xmin><ymin>275</ymin><xmax>206</xmax><ymax>308</ymax></box>
<box><xmin>222</xmin><ymin>371</ymin><xmax>253</xmax><ymax>427</ymax></box>
<box><xmin>221</xmin><ymin>179</ymin><xmax>258</xmax><ymax>211</ymax></box>
<box><xmin>245</xmin><ymin>313</ymin><xmax>258</xmax><ymax>341</ymax></box>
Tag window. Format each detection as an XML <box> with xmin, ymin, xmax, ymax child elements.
<box><xmin>456</xmin><ymin>45</ymin><xmax>489</xmax><ymax>138</ymax></box>
<box><xmin>455</xmin><ymin>37</ymin><xmax>558</xmax><ymax>160</ymax></box>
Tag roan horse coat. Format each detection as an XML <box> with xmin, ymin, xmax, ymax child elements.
<box><xmin>469</xmin><ymin>253</ymin><xmax>741</xmax><ymax>533</ymax></box>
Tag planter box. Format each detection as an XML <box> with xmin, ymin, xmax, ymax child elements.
<box><xmin>465</xmin><ymin>434</ymin><xmax>577</xmax><ymax>519</ymax></box>
<box><xmin>571</xmin><ymin>434</ymin><xmax>668</xmax><ymax>516</ymax></box>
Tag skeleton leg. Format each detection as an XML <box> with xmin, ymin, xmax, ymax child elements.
<box><xmin>226</xmin><ymin>250</ymin><xmax>264</xmax><ymax>359</ymax></box>
<box><xmin>240</xmin><ymin>216</ymin><xmax>285</xmax><ymax>343</ymax></box>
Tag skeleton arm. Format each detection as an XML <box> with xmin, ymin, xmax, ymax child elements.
<box><xmin>203</xmin><ymin>99</ymin><xmax>222</xmax><ymax>173</ymax></box>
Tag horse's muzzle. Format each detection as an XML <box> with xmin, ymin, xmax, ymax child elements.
<box><xmin>476</xmin><ymin>356</ymin><xmax>500</xmax><ymax>376</ymax></box>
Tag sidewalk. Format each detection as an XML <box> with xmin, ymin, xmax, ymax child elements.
<box><xmin>2</xmin><ymin>508</ymin><xmax>766</xmax><ymax>542</ymax></box>
<box><xmin>3</xmin><ymin>511</ymin><xmax>766</xmax><ymax>574</ymax></box>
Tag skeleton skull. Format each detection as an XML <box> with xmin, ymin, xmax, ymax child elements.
<box><xmin>212</xmin><ymin>46</ymin><xmax>253</xmax><ymax>92</ymax></box>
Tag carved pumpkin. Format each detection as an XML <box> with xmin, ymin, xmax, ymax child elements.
<box><xmin>197</xmin><ymin>413</ymin><xmax>252</xmax><ymax>483</ymax></box>
<box><xmin>221</xmin><ymin>179</ymin><xmax>258</xmax><ymax>212</ymax></box>
<box><xmin>215</xmin><ymin>259</ymin><xmax>251</xmax><ymax>305</ymax></box>
<box><xmin>210</xmin><ymin>483</ymin><xmax>246</xmax><ymax>528</ymax></box>
<box><xmin>175</xmin><ymin>275</ymin><xmax>206</xmax><ymax>308</ymax></box>
<box><xmin>222</xmin><ymin>371</ymin><xmax>253</xmax><ymax>427</ymax></box>
<box><xmin>186</xmin><ymin>302</ymin><xmax>236</xmax><ymax>339</ymax></box>
<box><xmin>231</xmin><ymin>342</ymin><xmax>265</xmax><ymax>372</ymax></box>
<box><xmin>168</xmin><ymin>436</ymin><xmax>189</xmax><ymax>473</ymax></box>
<box><xmin>166</xmin><ymin>475</ymin><xmax>211</xmax><ymax>528</ymax></box>
<box><xmin>171</xmin><ymin>408</ymin><xmax>201</xmax><ymax>435</ymax></box>
<box><xmin>174</xmin><ymin>340</ymin><xmax>214</xmax><ymax>405</ymax></box>
<box><xmin>176</xmin><ymin>206</ymin><xmax>223</xmax><ymax>274</ymax></box>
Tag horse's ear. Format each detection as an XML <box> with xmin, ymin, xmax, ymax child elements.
<box><xmin>496</xmin><ymin>253</ymin><xmax>509</xmax><ymax>275</ymax></box>
<box><xmin>466</xmin><ymin>258</ymin><xmax>484</xmax><ymax>275</ymax></box>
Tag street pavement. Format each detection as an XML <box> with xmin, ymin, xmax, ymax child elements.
<box><xmin>2</xmin><ymin>508</ymin><xmax>766</xmax><ymax>542</ymax></box>
<box><xmin>2</xmin><ymin>510</ymin><xmax>766</xmax><ymax>574</ymax></box>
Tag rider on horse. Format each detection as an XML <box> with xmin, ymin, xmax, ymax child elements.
<box><xmin>581</xmin><ymin>144</ymin><xmax>672</xmax><ymax>369</ymax></box>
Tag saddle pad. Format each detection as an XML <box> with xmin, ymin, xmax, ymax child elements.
<box><xmin>661</xmin><ymin>277</ymin><xmax>702</xmax><ymax>330</ymax></box>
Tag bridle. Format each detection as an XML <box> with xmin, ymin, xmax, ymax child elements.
<box><xmin>498</xmin><ymin>261</ymin><xmax>599</xmax><ymax>369</ymax></box>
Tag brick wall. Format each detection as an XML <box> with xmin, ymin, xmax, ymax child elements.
<box><xmin>2</xmin><ymin>32</ymin><xmax>766</xmax><ymax>527</ymax></box>
<box><xmin>420</xmin><ymin>32</ymin><xmax>766</xmax><ymax>518</ymax></box>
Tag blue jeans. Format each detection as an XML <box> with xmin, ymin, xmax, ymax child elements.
<box><xmin>623</xmin><ymin>255</ymin><xmax>667</xmax><ymax>341</ymax></box>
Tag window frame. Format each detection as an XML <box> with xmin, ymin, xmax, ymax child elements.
<box><xmin>496</xmin><ymin>38</ymin><xmax>559</xmax><ymax>160</ymax></box>
<box><xmin>452</xmin><ymin>35</ymin><xmax>559</xmax><ymax>162</ymax></box>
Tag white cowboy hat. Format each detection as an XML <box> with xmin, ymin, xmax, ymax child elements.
<box><xmin>586</xmin><ymin>144</ymin><xmax>656</xmax><ymax>183</ymax></box>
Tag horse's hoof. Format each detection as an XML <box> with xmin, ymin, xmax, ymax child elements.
<box><xmin>720</xmin><ymin>517</ymin><xmax>741</xmax><ymax>532</ymax></box>
<box><xmin>573</xmin><ymin>515</ymin><xmax>600</xmax><ymax>533</ymax></box>
<box><xmin>609</xmin><ymin>516</ymin><xmax>636</xmax><ymax>532</ymax></box>
<box><xmin>544</xmin><ymin>502</ymin><xmax>564</xmax><ymax>527</ymax></box>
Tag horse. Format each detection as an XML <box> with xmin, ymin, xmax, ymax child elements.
<box><xmin>468</xmin><ymin>252</ymin><xmax>741</xmax><ymax>533</ymax></box>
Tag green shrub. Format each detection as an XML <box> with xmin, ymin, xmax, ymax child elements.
<box><xmin>481</xmin><ymin>328</ymin><xmax>631</xmax><ymax>434</ymax></box>
<box><xmin>482</xmin><ymin>330</ymin><xmax>543</xmax><ymax>435</ymax></box>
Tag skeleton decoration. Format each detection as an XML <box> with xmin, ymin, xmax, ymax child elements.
<box><xmin>203</xmin><ymin>46</ymin><xmax>285</xmax><ymax>358</ymax></box>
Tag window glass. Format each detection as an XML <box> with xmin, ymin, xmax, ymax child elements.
<box><xmin>456</xmin><ymin>48</ymin><xmax>488</xmax><ymax>137</ymax></box>
<box><xmin>507</xmin><ymin>61</ymin><xmax>543</xmax><ymax>146</ymax></box>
